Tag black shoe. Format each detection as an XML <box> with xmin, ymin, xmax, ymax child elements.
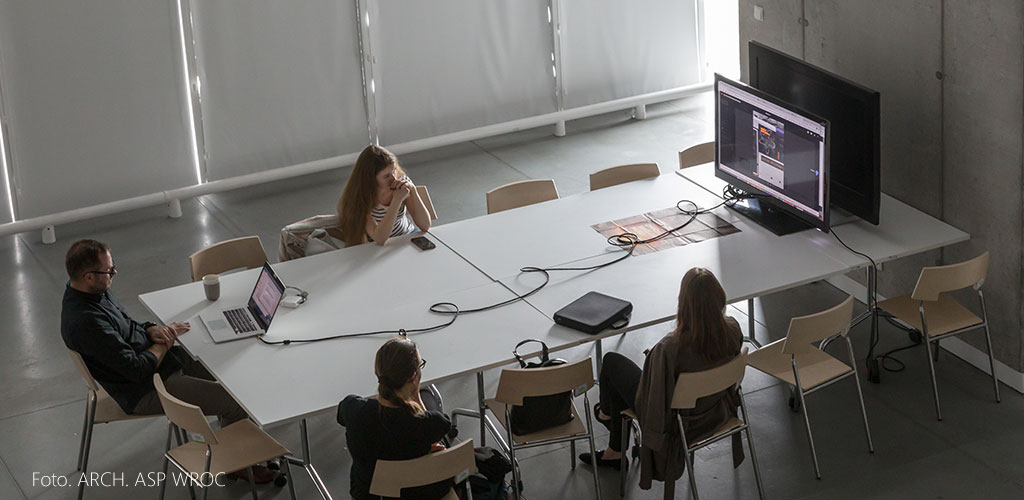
<box><xmin>579</xmin><ymin>450</ymin><xmax>624</xmax><ymax>471</ymax></box>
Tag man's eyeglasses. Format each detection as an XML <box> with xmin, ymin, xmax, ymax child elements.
<box><xmin>419</xmin><ymin>358</ymin><xmax>427</xmax><ymax>369</ymax></box>
<box><xmin>86</xmin><ymin>266</ymin><xmax>117</xmax><ymax>277</ymax></box>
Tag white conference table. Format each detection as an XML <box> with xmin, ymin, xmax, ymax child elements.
<box><xmin>139</xmin><ymin>233</ymin><xmax>584</xmax><ymax>499</ymax></box>
<box><xmin>429</xmin><ymin>172</ymin><xmax>741</xmax><ymax>281</ymax></box>
<box><xmin>139</xmin><ymin>168</ymin><xmax>968</xmax><ymax>500</ymax></box>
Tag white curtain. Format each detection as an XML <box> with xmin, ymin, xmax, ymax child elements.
<box><xmin>370</xmin><ymin>0</ymin><xmax>558</xmax><ymax>145</ymax></box>
<box><xmin>190</xmin><ymin>0</ymin><xmax>369</xmax><ymax>180</ymax></box>
<box><xmin>0</xmin><ymin>0</ymin><xmax>195</xmax><ymax>219</ymax></box>
<box><xmin>560</xmin><ymin>0</ymin><xmax>702</xmax><ymax>109</ymax></box>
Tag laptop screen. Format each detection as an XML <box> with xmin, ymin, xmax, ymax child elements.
<box><xmin>247</xmin><ymin>264</ymin><xmax>285</xmax><ymax>330</ymax></box>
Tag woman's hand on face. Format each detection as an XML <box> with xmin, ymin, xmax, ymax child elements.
<box><xmin>391</xmin><ymin>182</ymin><xmax>411</xmax><ymax>204</ymax></box>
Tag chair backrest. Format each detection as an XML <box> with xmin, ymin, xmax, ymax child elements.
<box><xmin>152</xmin><ymin>374</ymin><xmax>218</xmax><ymax>444</ymax></box>
<box><xmin>781</xmin><ymin>295</ymin><xmax>855</xmax><ymax>355</ymax></box>
<box><xmin>486</xmin><ymin>179</ymin><xmax>559</xmax><ymax>214</ymax></box>
<box><xmin>189</xmin><ymin>236</ymin><xmax>266</xmax><ymax>282</ymax></box>
<box><xmin>278</xmin><ymin>214</ymin><xmax>343</xmax><ymax>262</ymax></box>
<box><xmin>494</xmin><ymin>357</ymin><xmax>594</xmax><ymax>406</ymax></box>
<box><xmin>369</xmin><ymin>439</ymin><xmax>476</xmax><ymax>497</ymax></box>
<box><xmin>589</xmin><ymin>163</ymin><xmax>660</xmax><ymax>191</ymax></box>
<box><xmin>671</xmin><ymin>349</ymin><xmax>748</xmax><ymax>410</ymax></box>
<box><xmin>68</xmin><ymin>348</ymin><xmax>99</xmax><ymax>392</ymax></box>
<box><xmin>911</xmin><ymin>251</ymin><xmax>990</xmax><ymax>301</ymax></box>
<box><xmin>416</xmin><ymin>185</ymin><xmax>438</xmax><ymax>221</ymax></box>
<box><xmin>678</xmin><ymin>141</ymin><xmax>715</xmax><ymax>170</ymax></box>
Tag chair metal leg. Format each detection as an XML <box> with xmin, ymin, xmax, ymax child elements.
<box><xmin>570</xmin><ymin>439</ymin><xmax>576</xmax><ymax>469</ymax></box>
<box><xmin>933</xmin><ymin>339</ymin><xmax>940</xmax><ymax>362</ymax></box>
<box><xmin>506</xmin><ymin>408</ymin><xmax>522</xmax><ymax>500</ymax></box>
<box><xmin>477</xmin><ymin>372</ymin><xmax>487</xmax><ymax>447</ymax></box>
<box><xmin>738</xmin><ymin>394</ymin><xmax>765</xmax><ymax>500</ymax></box>
<box><xmin>792</xmin><ymin>362</ymin><xmax>821</xmax><ymax>479</ymax></box>
<box><xmin>847</xmin><ymin>338</ymin><xmax>875</xmax><ymax>453</ymax></box>
<box><xmin>78</xmin><ymin>394</ymin><xmax>98</xmax><ymax>500</ymax></box>
<box><xmin>282</xmin><ymin>455</ymin><xmax>298</xmax><ymax>500</ymax></box>
<box><xmin>924</xmin><ymin>338</ymin><xmax>943</xmax><ymax>421</ymax></box>
<box><xmin>76</xmin><ymin>394</ymin><xmax>93</xmax><ymax>471</ymax></box>
<box><xmin>620</xmin><ymin>417</ymin><xmax>629</xmax><ymax>498</ymax></box>
<box><xmin>160</xmin><ymin>424</ymin><xmax>173</xmax><ymax>500</ymax></box>
<box><xmin>247</xmin><ymin>466</ymin><xmax>258</xmax><ymax>500</ymax></box>
<box><xmin>584</xmin><ymin>399</ymin><xmax>603</xmax><ymax>500</ymax></box>
<box><xmin>983</xmin><ymin>323</ymin><xmax>1001</xmax><ymax>403</ymax></box>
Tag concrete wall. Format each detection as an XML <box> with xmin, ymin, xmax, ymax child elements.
<box><xmin>738</xmin><ymin>0</ymin><xmax>1024</xmax><ymax>370</ymax></box>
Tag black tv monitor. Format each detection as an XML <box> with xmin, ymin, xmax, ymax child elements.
<box><xmin>715</xmin><ymin>74</ymin><xmax>830</xmax><ymax>235</ymax></box>
<box><xmin>748</xmin><ymin>41</ymin><xmax>880</xmax><ymax>225</ymax></box>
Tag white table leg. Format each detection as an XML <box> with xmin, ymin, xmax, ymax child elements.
<box><xmin>283</xmin><ymin>419</ymin><xmax>333</xmax><ymax>500</ymax></box>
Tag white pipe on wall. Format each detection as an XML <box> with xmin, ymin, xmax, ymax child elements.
<box><xmin>0</xmin><ymin>81</ymin><xmax>711</xmax><ymax>240</ymax></box>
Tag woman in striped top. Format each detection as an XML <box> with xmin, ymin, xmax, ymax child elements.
<box><xmin>337</xmin><ymin>145</ymin><xmax>432</xmax><ymax>246</ymax></box>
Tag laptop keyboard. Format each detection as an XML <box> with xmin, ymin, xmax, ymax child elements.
<box><xmin>224</xmin><ymin>308</ymin><xmax>258</xmax><ymax>334</ymax></box>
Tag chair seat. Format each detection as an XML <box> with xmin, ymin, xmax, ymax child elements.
<box><xmin>877</xmin><ymin>293</ymin><xmax>983</xmax><ymax>338</ymax></box>
<box><xmin>485</xmin><ymin>399</ymin><xmax>587</xmax><ymax>445</ymax></box>
<box><xmin>93</xmin><ymin>389</ymin><xmax>152</xmax><ymax>424</ymax></box>
<box><xmin>689</xmin><ymin>417</ymin><xmax>743</xmax><ymax>449</ymax></box>
<box><xmin>167</xmin><ymin>419</ymin><xmax>290</xmax><ymax>475</ymax></box>
<box><xmin>747</xmin><ymin>339</ymin><xmax>852</xmax><ymax>391</ymax></box>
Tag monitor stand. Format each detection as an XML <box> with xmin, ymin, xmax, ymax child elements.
<box><xmin>727</xmin><ymin>197</ymin><xmax>814</xmax><ymax>236</ymax></box>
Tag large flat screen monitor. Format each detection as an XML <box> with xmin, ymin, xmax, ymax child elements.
<box><xmin>715</xmin><ymin>74</ymin><xmax>830</xmax><ymax>235</ymax></box>
<box><xmin>748</xmin><ymin>40</ymin><xmax>881</xmax><ymax>225</ymax></box>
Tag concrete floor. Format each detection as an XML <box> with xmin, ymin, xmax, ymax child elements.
<box><xmin>2</xmin><ymin>94</ymin><xmax>1022</xmax><ymax>500</ymax></box>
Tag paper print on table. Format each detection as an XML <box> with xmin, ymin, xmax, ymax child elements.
<box><xmin>591</xmin><ymin>207</ymin><xmax>740</xmax><ymax>255</ymax></box>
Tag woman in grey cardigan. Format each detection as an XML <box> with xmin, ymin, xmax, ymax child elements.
<box><xmin>579</xmin><ymin>267</ymin><xmax>744</xmax><ymax>488</ymax></box>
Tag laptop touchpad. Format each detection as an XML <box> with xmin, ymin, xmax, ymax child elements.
<box><xmin>208</xmin><ymin>319</ymin><xmax>228</xmax><ymax>330</ymax></box>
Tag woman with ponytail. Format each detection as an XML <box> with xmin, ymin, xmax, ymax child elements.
<box><xmin>338</xmin><ymin>337</ymin><xmax>453</xmax><ymax>499</ymax></box>
<box><xmin>579</xmin><ymin>267</ymin><xmax>744</xmax><ymax>482</ymax></box>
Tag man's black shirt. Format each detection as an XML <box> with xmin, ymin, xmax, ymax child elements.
<box><xmin>61</xmin><ymin>285</ymin><xmax>181</xmax><ymax>411</ymax></box>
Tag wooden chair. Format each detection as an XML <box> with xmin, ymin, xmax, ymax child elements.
<box><xmin>153</xmin><ymin>374</ymin><xmax>295</xmax><ymax>500</ymax></box>
<box><xmin>68</xmin><ymin>349</ymin><xmax>163</xmax><ymax>500</ymax></box>
<box><xmin>485</xmin><ymin>358</ymin><xmax>601</xmax><ymax>499</ymax></box>
<box><xmin>416</xmin><ymin>185</ymin><xmax>438</xmax><ymax>221</ymax></box>
<box><xmin>876</xmin><ymin>252</ymin><xmax>998</xmax><ymax>421</ymax></box>
<box><xmin>189</xmin><ymin>236</ymin><xmax>267</xmax><ymax>282</ymax></box>
<box><xmin>370</xmin><ymin>439</ymin><xmax>477</xmax><ymax>499</ymax></box>
<box><xmin>747</xmin><ymin>295</ymin><xmax>874</xmax><ymax>479</ymax></box>
<box><xmin>485</xmin><ymin>179</ymin><xmax>559</xmax><ymax>214</ymax></box>
<box><xmin>589</xmin><ymin>163</ymin><xmax>660</xmax><ymax>191</ymax></box>
<box><xmin>618</xmin><ymin>350</ymin><xmax>764</xmax><ymax>500</ymax></box>
<box><xmin>678</xmin><ymin>142</ymin><xmax>714</xmax><ymax>170</ymax></box>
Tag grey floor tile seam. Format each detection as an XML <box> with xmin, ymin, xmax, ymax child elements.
<box><xmin>0</xmin><ymin>396</ymin><xmax>83</xmax><ymax>423</ymax></box>
<box><xmin>0</xmin><ymin>453</ymin><xmax>27</xmax><ymax>500</ymax></box>
<box><xmin>469</xmin><ymin>140</ymin><xmax>533</xmax><ymax>181</ymax></box>
<box><xmin>194</xmin><ymin>195</ymin><xmax>246</xmax><ymax>239</ymax></box>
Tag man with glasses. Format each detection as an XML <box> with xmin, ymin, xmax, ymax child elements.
<box><xmin>60</xmin><ymin>239</ymin><xmax>275</xmax><ymax>483</ymax></box>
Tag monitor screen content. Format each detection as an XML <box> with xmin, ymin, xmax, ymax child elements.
<box><xmin>248</xmin><ymin>265</ymin><xmax>285</xmax><ymax>328</ymax></box>
<box><xmin>715</xmin><ymin>75</ymin><xmax>829</xmax><ymax>230</ymax></box>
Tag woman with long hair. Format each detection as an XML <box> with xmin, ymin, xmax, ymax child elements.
<box><xmin>579</xmin><ymin>267</ymin><xmax>743</xmax><ymax>471</ymax></box>
<box><xmin>337</xmin><ymin>337</ymin><xmax>452</xmax><ymax>499</ymax></box>
<box><xmin>337</xmin><ymin>145</ymin><xmax>431</xmax><ymax>247</ymax></box>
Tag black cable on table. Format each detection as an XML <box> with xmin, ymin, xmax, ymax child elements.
<box><xmin>259</xmin><ymin>188</ymin><xmax>745</xmax><ymax>346</ymax></box>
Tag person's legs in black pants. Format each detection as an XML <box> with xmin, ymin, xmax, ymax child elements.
<box><xmin>598</xmin><ymin>352</ymin><xmax>642</xmax><ymax>453</ymax></box>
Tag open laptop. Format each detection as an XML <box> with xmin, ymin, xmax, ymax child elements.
<box><xmin>200</xmin><ymin>263</ymin><xmax>285</xmax><ymax>343</ymax></box>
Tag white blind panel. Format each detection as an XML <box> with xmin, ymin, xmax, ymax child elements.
<box><xmin>0</xmin><ymin>0</ymin><xmax>195</xmax><ymax>219</ymax></box>
<box><xmin>560</xmin><ymin>0</ymin><xmax>702</xmax><ymax>109</ymax></box>
<box><xmin>371</xmin><ymin>0</ymin><xmax>557</xmax><ymax>145</ymax></box>
<box><xmin>191</xmin><ymin>0</ymin><xmax>368</xmax><ymax>180</ymax></box>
